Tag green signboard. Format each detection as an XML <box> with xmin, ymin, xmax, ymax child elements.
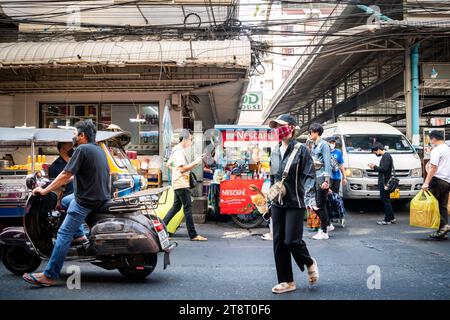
<box><xmin>241</xmin><ymin>92</ymin><xmax>263</xmax><ymax>111</ymax></box>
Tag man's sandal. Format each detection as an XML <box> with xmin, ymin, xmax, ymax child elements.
<box><xmin>272</xmin><ymin>282</ymin><xmax>296</xmax><ymax>294</ymax></box>
<box><xmin>23</xmin><ymin>273</ymin><xmax>55</xmax><ymax>287</ymax></box>
<box><xmin>191</xmin><ymin>235</ymin><xmax>208</xmax><ymax>241</ymax></box>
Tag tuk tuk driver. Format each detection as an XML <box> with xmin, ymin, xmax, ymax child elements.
<box><xmin>23</xmin><ymin>120</ymin><xmax>111</xmax><ymax>287</ymax></box>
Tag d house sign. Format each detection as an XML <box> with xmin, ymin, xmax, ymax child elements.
<box><xmin>241</xmin><ymin>92</ymin><xmax>263</xmax><ymax>111</ymax></box>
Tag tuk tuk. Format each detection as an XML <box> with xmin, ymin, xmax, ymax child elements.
<box><xmin>0</xmin><ymin>128</ymin><xmax>146</xmax><ymax>220</ymax></box>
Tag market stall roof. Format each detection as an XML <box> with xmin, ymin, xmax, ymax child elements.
<box><xmin>0</xmin><ymin>128</ymin><xmax>130</xmax><ymax>146</ymax></box>
<box><xmin>0</xmin><ymin>40</ymin><xmax>251</xmax><ymax>69</ymax></box>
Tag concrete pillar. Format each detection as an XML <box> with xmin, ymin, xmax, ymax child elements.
<box><xmin>404</xmin><ymin>40</ymin><xmax>413</xmax><ymax>141</ymax></box>
<box><xmin>411</xmin><ymin>43</ymin><xmax>421</xmax><ymax>146</ymax></box>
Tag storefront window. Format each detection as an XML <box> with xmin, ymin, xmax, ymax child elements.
<box><xmin>40</xmin><ymin>102</ymin><xmax>159</xmax><ymax>156</ymax></box>
<box><xmin>100</xmin><ymin>103</ymin><xmax>159</xmax><ymax>156</ymax></box>
<box><xmin>40</xmin><ymin>103</ymin><xmax>98</xmax><ymax>128</ymax></box>
<box><xmin>99</xmin><ymin>106</ymin><xmax>112</xmax><ymax>130</ymax></box>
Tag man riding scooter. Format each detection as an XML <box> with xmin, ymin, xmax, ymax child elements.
<box><xmin>48</xmin><ymin>142</ymin><xmax>87</xmax><ymax>245</ymax></box>
<box><xmin>23</xmin><ymin>120</ymin><xmax>111</xmax><ymax>287</ymax></box>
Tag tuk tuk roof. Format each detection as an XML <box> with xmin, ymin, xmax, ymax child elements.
<box><xmin>0</xmin><ymin>128</ymin><xmax>131</xmax><ymax>147</ymax></box>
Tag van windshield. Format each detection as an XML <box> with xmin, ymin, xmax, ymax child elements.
<box><xmin>344</xmin><ymin>134</ymin><xmax>414</xmax><ymax>154</ymax></box>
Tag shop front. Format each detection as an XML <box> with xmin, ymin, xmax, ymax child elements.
<box><xmin>0</xmin><ymin>39</ymin><xmax>251</xmax><ymax>193</ymax></box>
<box><xmin>0</xmin><ymin>39</ymin><xmax>251</xmax><ymax>139</ymax></box>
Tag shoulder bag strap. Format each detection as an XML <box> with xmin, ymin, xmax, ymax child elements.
<box><xmin>281</xmin><ymin>143</ymin><xmax>301</xmax><ymax>180</ymax></box>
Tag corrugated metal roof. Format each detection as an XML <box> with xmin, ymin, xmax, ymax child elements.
<box><xmin>0</xmin><ymin>40</ymin><xmax>251</xmax><ymax>68</ymax></box>
<box><xmin>0</xmin><ymin>128</ymin><xmax>130</xmax><ymax>146</ymax></box>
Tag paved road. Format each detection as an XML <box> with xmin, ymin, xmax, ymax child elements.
<box><xmin>1</xmin><ymin>200</ymin><xmax>449</xmax><ymax>300</ymax></box>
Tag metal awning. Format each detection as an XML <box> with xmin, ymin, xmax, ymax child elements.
<box><xmin>0</xmin><ymin>128</ymin><xmax>131</xmax><ymax>146</ymax></box>
<box><xmin>262</xmin><ymin>1</ymin><xmax>405</xmax><ymax>123</ymax></box>
<box><xmin>0</xmin><ymin>40</ymin><xmax>251</xmax><ymax>69</ymax></box>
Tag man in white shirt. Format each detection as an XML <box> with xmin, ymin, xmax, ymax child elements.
<box><xmin>422</xmin><ymin>130</ymin><xmax>450</xmax><ymax>240</ymax></box>
<box><xmin>164</xmin><ymin>129</ymin><xmax>207</xmax><ymax>241</ymax></box>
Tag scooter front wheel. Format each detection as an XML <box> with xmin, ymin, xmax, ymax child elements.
<box><xmin>118</xmin><ymin>253</ymin><xmax>157</xmax><ymax>280</ymax></box>
<box><xmin>1</xmin><ymin>245</ymin><xmax>42</xmax><ymax>276</ymax></box>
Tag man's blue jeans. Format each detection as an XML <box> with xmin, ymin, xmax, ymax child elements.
<box><xmin>61</xmin><ymin>194</ymin><xmax>85</xmax><ymax>239</ymax></box>
<box><xmin>43</xmin><ymin>199</ymin><xmax>93</xmax><ymax>279</ymax></box>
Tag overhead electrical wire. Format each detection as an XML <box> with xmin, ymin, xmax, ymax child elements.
<box><xmin>1</xmin><ymin>0</ymin><xmax>450</xmax><ymax>73</ymax></box>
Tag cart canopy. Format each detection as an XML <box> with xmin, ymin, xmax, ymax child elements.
<box><xmin>0</xmin><ymin>128</ymin><xmax>131</xmax><ymax>147</ymax></box>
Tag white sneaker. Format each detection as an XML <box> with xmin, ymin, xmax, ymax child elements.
<box><xmin>327</xmin><ymin>224</ymin><xmax>335</xmax><ymax>232</ymax></box>
<box><xmin>261</xmin><ymin>233</ymin><xmax>273</xmax><ymax>241</ymax></box>
<box><xmin>312</xmin><ymin>230</ymin><xmax>329</xmax><ymax>240</ymax></box>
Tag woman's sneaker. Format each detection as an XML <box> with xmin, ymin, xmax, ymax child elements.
<box><xmin>377</xmin><ymin>220</ymin><xmax>392</xmax><ymax>225</ymax></box>
<box><xmin>327</xmin><ymin>224</ymin><xmax>335</xmax><ymax>232</ymax></box>
<box><xmin>312</xmin><ymin>230</ymin><xmax>329</xmax><ymax>240</ymax></box>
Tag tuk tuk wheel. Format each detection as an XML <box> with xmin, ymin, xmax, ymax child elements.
<box><xmin>1</xmin><ymin>245</ymin><xmax>42</xmax><ymax>276</ymax></box>
<box><xmin>231</xmin><ymin>213</ymin><xmax>265</xmax><ymax>229</ymax></box>
<box><xmin>118</xmin><ymin>254</ymin><xmax>157</xmax><ymax>280</ymax></box>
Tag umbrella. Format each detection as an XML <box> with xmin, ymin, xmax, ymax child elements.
<box><xmin>162</xmin><ymin>101</ymin><xmax>174</xmax><ymax>183</ymax></box>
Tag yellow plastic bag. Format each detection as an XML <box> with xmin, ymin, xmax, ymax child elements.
<box><xmin>390</xmin><ymin>188</ymin><xmax>400</xmax><ymax>199</ymax></box>
<box><xmin>154</xmin><ymin>187</ymin><xmax>185</xmax><ymax>234</ymax></box>
<box><xmin>410</xmin><ymin>190</ymin><xmax>440</xmax><ymax>229</ymax></box>
<box><xmin>447</xmin><ymin>193</ymin><xmax>450</xmax><ymax>216</ymax></box>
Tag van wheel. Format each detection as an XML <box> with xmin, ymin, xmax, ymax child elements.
<box><xmin>1</xmin><ymin>245</ymin><xmax>41</xmax><ymax>276</ymax></box>
<box><xmin>118</xmin><ymin>254</ymin><xmax>157</xmax><ymax>280</ymax></box>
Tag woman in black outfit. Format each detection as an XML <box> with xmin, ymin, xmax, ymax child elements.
<box><xmin>268</xmin><ymin>114</ymin><xmax>320</xmax><ymax>294</ymax></box>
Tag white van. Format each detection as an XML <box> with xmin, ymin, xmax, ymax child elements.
<box><xmin>322</xmin><ymin>122</ymin><xmax>423</xmax><ymax>200</ymax></box>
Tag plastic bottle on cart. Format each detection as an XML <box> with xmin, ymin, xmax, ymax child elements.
<box><xmin>262</xmin><ymin>178</ymin><xmax>271</xmax><ymax>195</ymax></box>
<box><xmin>27</xmin><ymin>156</ymin><xmax>32</xmax><ymax>172</ymax></box>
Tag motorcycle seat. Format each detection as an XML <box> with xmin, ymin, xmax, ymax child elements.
<box><xmin>95</xmin><ymin>198</ymin><xmax>141</xmax><ymax>214</ymax></box>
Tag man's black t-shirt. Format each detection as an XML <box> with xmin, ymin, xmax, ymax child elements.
<box><xmin>64</xmin><ymin>143</ymin><xmax>111</xmax><ymax>209</ymax></box>
<box><xmin>48</xmin><ymin>156</ymin><xmax>74</xmax><ymax>196</ymax></box>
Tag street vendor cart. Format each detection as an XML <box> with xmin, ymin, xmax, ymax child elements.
<box><xmin>210</xmin><ymin>125</ymin><xmax>277</xmax><ymax>228</ymax></box>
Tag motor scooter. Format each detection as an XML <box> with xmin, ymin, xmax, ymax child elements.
<box><xmin>0</xmin><ymin>172</ymin><xmax>176</xmax><ymax>280</ymax></box>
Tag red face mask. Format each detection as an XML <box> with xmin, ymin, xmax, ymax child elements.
<box><xmin>276</xmin><ymin>125</ymin><xmax>292</xmax><ymax>141</ymax></box>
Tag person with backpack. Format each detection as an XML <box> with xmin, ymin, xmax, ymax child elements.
<box><xmin>328</xmin><ymin>138</ymin><xmax>347</xmax><ymax>194</ymax></box>
<box><xmin>308</xmin><ymin>123</ymin><xmax>333</xmax><ymax>240</ymax></box>
<box><xmin>369</xmin><ymin>142</ymin><xmax>396</xmax><ymax>225</ymax></box>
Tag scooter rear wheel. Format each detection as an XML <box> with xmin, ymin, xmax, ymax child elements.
<box><xmin>118</xmin><ymin>254</ymin><xmax>157</xmax><ymax>280</ymax></box>
<box><xmin>1</xmin><ymin>245</ymin><xmax>42</xmax><ymax>276</ymax></box>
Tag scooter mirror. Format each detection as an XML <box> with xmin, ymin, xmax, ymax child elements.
<box><xmin>25</xmin><ymin>174</ymin><xmax>37</xmax><ymax>190</ymax></box>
